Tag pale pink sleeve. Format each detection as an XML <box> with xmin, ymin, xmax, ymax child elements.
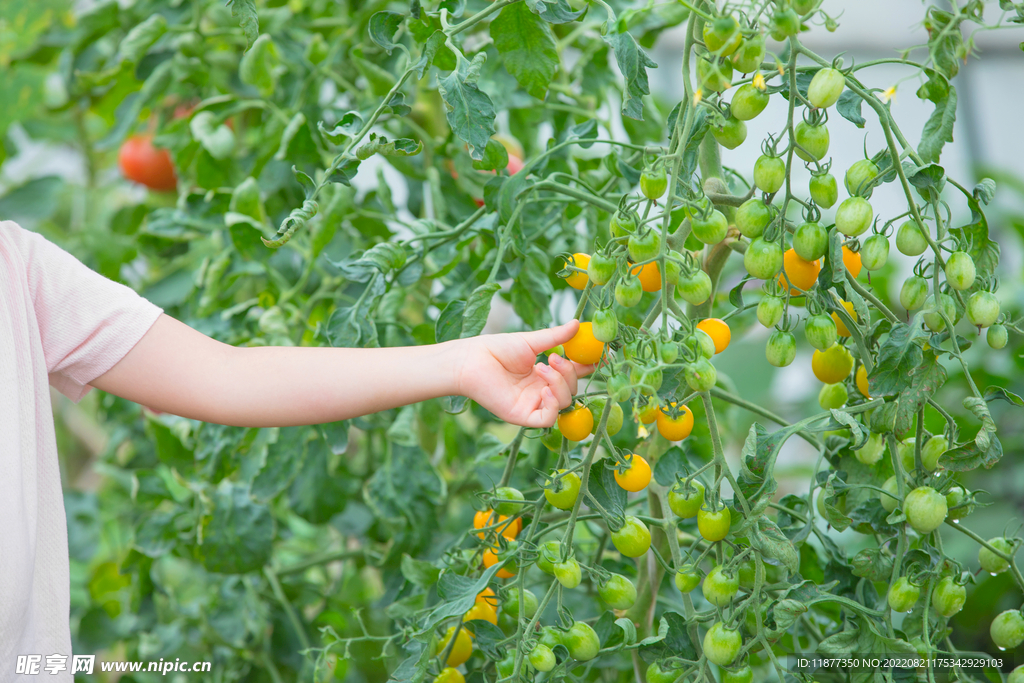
<box><xmin>8</xmin><ymin>221</ymin><xmax>164</xmax><ymax>401</ymax></box>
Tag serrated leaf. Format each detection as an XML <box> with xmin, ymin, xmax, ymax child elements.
<box><xmin>460</xmin><ymin>283</ymin><xmax>501</xmax><ymax>339</ymax></box>
<box><xmin>867</xmin><ymin>322</ymin><xmax>927</xmax><ymax>396</ymax></box>
<box><xmin>893</xmin><ymin>354</ymin><xmax>946</xmax><ymax>435</ymax></box>
<box><xmin>369</xmin><ymin>11</ymin><xmax>404</xmax><ymax>53</ymax></box>
<box><xmin>836</xmin><ymin>89</ymin><xmax>866</xmax><ymax>128</ymax></box>
<box><xmin>227</xmin><ymin>0</ymin><xmax>259</xmax><ymax>50</ymax></box>
<box><xmin>752</xmin><ymin>516</ymin><xmax>800</xmax><ymax>573</ymax></box>
<box><xmin>603</xmin><ymin>30</ymin><xmax>657</xmax><ymax>120</ymax></box>
<box><xmin>940</xmin><ymin>434</ymin><xmax>1002</xmax><ymax>471</ymax></box>
<box><xmin>438</xmin><ymin>57</ymin><xmax>496</xmax><ymax>159</ymax></box>
<box><xmin>200</xmin><ymin>481</ymin><xmax>274</xmax><ymax>574</ymax></box>
<box><xmin>252</xmin><ymin>427</ymin><xmax>309</xmax><ymax>501</ymax></box>
<box><xmin>491</xmin><ymin>1</ymin><xmax>559</xmax><ymax>99</ymax></box>
<box><xmin>327</xmin><ymin>157</ymin><xmax>361</xmax><ymax>186</ymax></box>
<box><xmin>916</xmin><ymin>74</ymin><xmax>957</xmax><ymax>163</ymax></box>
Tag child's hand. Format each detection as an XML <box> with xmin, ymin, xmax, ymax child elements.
<box><xmin>454</xmin><ymin>320</ymin><xmax>594</xmax><ymax>428</ymax></box>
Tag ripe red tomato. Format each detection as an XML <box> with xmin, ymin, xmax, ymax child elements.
<box><xmin>119</xmin><ymin>135</ymin><xmax>177</xmax><ymax>191</ymax></box>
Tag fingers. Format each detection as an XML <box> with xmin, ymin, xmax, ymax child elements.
<box><xmin>520</xmin><ymin>320</ymin><xmax>580</xmax><ymax>355</ymax></box>
<box><xmin>535</xmin><ymin>361</ymin><xmax>572</xmax><ymax>409</ymax></box>
<box><xmin>547</xmin><ymin>353</ymin><xmax>579</xmax><ymax>395</ymax></box>
<box><xmin>523</xmin><ymin>387</ymin><xmax>559</xmax><ymax>428</ymax></box>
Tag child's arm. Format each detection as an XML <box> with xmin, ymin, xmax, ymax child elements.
<box><xmin>89</xmin><ymin>314</ymin><xmax>591</xmax><ymax>428</ymax></box>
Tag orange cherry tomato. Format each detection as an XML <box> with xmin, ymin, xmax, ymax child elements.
<box><xmin>118</xmin><ymin>135</ymin><xmax>177</xmax><ymax>191</ymax></box>
<box><xmin>696</xmin><ymin>318</ymin><xmax>731</xmax><ymax>354</ymax></box>
<box><xmin>562</xmin><ymin>322</ymin><xmax>605</xmax><ymax>365</ymax></box>
<box><xmin>482</xmin><ymin>548</ymin><xmax>516</xmax><ymax>579</ymax></box>
<box><xmin>476</xmin><ymin>587</ymin><xmax>498</xmax><ymax>609</ymax></box>
<box><xmin>778</xmin><ymin>248</ymin><xmax>821</xmax><ymax>294</ymax></box>
<box><xmin>630</xmin><ymin>261</ymin><xmax>662</xmax><ymax>292</ymax></box>
<box><xmin>656</xmin><ymin>403</ymin><xmax>695</xmax><ymax>441</ymax></box>
<box><xmin>614</xmin><ymin>454</ymin><xmax>652</xmax><ymax>492</ymax></box>
<box><xmin>831</xmin><ymin>300</ymin><xmax>857</xmax><ymax>337</ymax></box>
<box><xmin>565</xmin><ymin>253</ymin><xmax>591</xmax><ymax>290</ymax></box>
<box><xmin>558</xmin><ymin>404</ymin><xmax>595</xmax><ymax>441</ymax></box>
<box><xmin>637</xmin><ymin>398</ymin><xmax>660</xmax><ymax>425</ymax></box>
<box><xmin>842</xmin><ymin>245</ymin><xmax>862</xmax><ymax>278</ymax></box>
<box><xmin>473</xmin><ymin>509</ymin><xmax>521</xmax><ymax>540</ymax></box>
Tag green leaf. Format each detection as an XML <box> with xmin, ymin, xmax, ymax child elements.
<box><xmin>460</xmin><ymin>283</ymin><xmax>502</xmax><ymax>339</ymax></box>
<box><xmin>200</xmin><ymin>482</ymin><xmax>274</xmax><ymax>574</ymax></box>
<box><xmin>227</xmin><ymin>0</ymin><xmax>260</xmax><ymax>50</ymax></box>
<box><xmin>510</xmin><ymin>245</ymin><xmax>553</xmax><ymax>328</ymax></box>
<box><xmin>916</xmin><ymin>74</ymin><xmax>956</xmax><ymax>163</ymax></box>
<box><xmin>893</xmin><ymin>353</ymin><xmax>946</xmax><ymax>435</ymax></box>
<box><xmin>472</xmin><ymin>138</ymin><xmax>510</xmax><ymax>171</ymax></box>
<box><xmin>118</xmin><ymin>14</ymin><xmax>167</xmax><ymax>64</ymax></box>
<box><xmin>239</xmin><ymin>34</ymin><xmax>280</xmax><ymax>95</ymax></box>
<box><xmin>525</xmin><ymin>0</ymin><xmax>585</xmax><ymax>23</ymax></box>
<box><xmin>436</xmin><ymin>300</ymin><xmax>467</xmax><ymax>343</ymax></box>
<box><xmin>586</xmin><ymin>464</ymin><xmax>627</xmax><ymax>523</ymax></box>
<box><xmin>356</xmin><ymin>134</ymin><xmax>424</xmax><ymax>160</ymax></box>
<box><xmin>603</xmin><ymin>30</ymin><xmax>657</xmax><ymax>120</ymax></box>
<box><xmin>190</xmin><ymin>111</ymin><xmax>236</xmax><ymax>160</ymax></box>
<box><xmin>438</xmin><ymin>55</ymin><xmax>496</xmax><ymax>159</ymax></box>
<box><xmin>940</xmin><ymin>433</ymin><xmax>1002</xmax><ymax>471</ymax></box>
<box><xmin>984</xmin><ymin>386</ymin><xmax>1024</xmax><ymax>407</ymax></box>
<box><xmin>252</xmin><ymin>427</ymin><xmax>309</xmax><ymax>501</ymax></box>
<box><xmin>867</xmin><ymin>321</ymin><xmax>927</xmax><ymax>396</ymax></box>
<box><xmin>96</xmin><ymin>60</ymin><xmax>174</xmax><ymax>151</ymax></box>
<box><xmin>369</xmin><ymin>11</ymin><xmax>404</xmax><ymax>54</ymax></box>
<box><xmin>133</xmin><ymin>510</ymin><xmax>180</xmax><ymax>558</ymax></box>
<box><xmin>836</xmin><ymin>90</ymin><xmax>866</xmax><ymax>128</ymax></box>
<box><xmin>327</xmin><ymin>157</ymin><xmax>361</xmax><ymax>186</ymax></box>
<box><xmin>751</xmin><ymin>516</ymin><xmax>800</xmax><ymax>573</ymax></box>
<box><xmin>401</xmin><ymin>554</ymin><xmax>441</xmax><ymax>586</ymax></box>
<box><xmin>491</xmin><ymin>1</ymin><xmax>559</xmax><ymax>99</ymax></box>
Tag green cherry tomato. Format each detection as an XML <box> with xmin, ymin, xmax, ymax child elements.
<box><xmin>861</xmin><ymin>234</ymin><xmax>890</xmax><ymax>271</ymax></box>
<box><xmin>565</xmin><ymin>621</ymin><xmax>601</xmax><ymax>661</ymax></box>
<box><xmin>731</xmin><ymin>35</ymin><xmax>766</xmax><ymax>73</ymax></box>
<box><xmin>685</xmin><ymin>357</ymin><xmax>718</xmax><ymax>392</ymax></box>
<box><xmin>880</xmin><ymin>475</ymin><xmax>901</xmax><ymax>513</ymax></box>
<box><xmin>713</xmin><ymin>116</ymin><xmax>747</xmax><ymax>150</ymax></box>
<box><xmin>835</xmin><ymin>197</ymin><xmax>873</xmax><ymax>237</ymax></box>
<box><xmin>697</xmin><ymin>506</ymin><xmax>731</xmax><ymax>542</ymax></box>
<box><xmin>589</xmin><ymin>397</ymin><xmax>624</xmax><ymax>436</ymax></box>
<box><xmin>921</xmin><ymin>435</ymin><xmax>948</xmax><ymax>471</ymax></box>
<box><xmin>887</xmin><ymin>576</ymin><xmax>920</xmax><ymax>613</ymax></box>
<box><xmin>808</xmin><ymin>67</ymin><xmax>846</xmax><ymax>108</ymax></box>
<box><xmin>923</xmin><ymin>293</ymin><xmax>958</xmax><ymax>332</ymax></box>
<box><xmin>765</xmin><ymin>329</ymin><xmax>796</xmax><ymax>367</ymax></box>
<box><xmin>493</xmin><ymin>486</ymin><xmax>523</xmax><ymax>516</ymax></box>
<box><xmin>611</xmin><ymin>516</ymin><xmax>652</xmax><ymax>558</ymax></box>
<box><xmin>702</xmin><ymin>565</ymin><xmax>740</xmax><ymax>607</ymax></box>
<box><xmin>641</xmin><ymin>168</ymin><xmax>668</xmax><ymax>200</ymax></box>
<box><xmin>505</xmin><ymin>588</ymin><xmax>538</xmax><ymax>619</ymax></box>
<box><xmin>991</xmin><ymin>610</ymin><xmax>1024</xmax><ymax>650</ymax></box>
<box><xmin>611</xmin><ymin>211</ymin><xmax>638</xmax><ymax>237</ymax></box>
<box><xmin>979</xmin><ymin>537</ymin><xmax>1014</xmax><ymax>574</ymax></box>
<box><xmin>932</xmin><ymin>576</ymin><xmax>967</xmax><ymax>617</ymax></box>
<box><xmin>692</xmin><ymin>209</ymin><xmax>729</xmax><ymax>245</ymax></box>
<box><xmin>805</xmin><ymin>313</ymin><xmax>838</xmax><ymax>352</ymax></box>
<box><xmin>770</xmin><ymin>7</ymin><xmax>801</xmax><ymax>39</ymax></box>
<box><xmin>587</xmin><ymin>253</ymin><xmax>617</xmax><ymax>286</ymax></box>
<box><xmin>757</xmin><ymin>295</ymin><xmax>784</xmax><ymax>328</ymax></box>
<box><xmin>794</xmin><ymin>121</ymin><xmax>830</xmax><ymax>162</ymax></box>
<box><xmin>668</xmin><ymin>480</ymin><xmax>706</xmax><ymax>518</ymax></box>
<box><xmin>818</xmin><ymin>382</ymin><xmax>848</xmax><ymax>410</ymax></box>
<box><xmin>554</xmin><ymin>557</ymin><xmax>582</xmax><ymax>589</ymax></box>
<box><xmin>904</xmin><ymin>486</ymin><xmax>947</xmax><ymax>534</ymax></box>
<box><xmin>844</xmin><ymin>159</ymin><xmax>880</xmax><ymax>196</ymax></box>
<box><xmin>744</xmin><ymin>237</ymin><xmax>783</xmax><ymax>279</ymax></box>
<box><xmin>628</xmin><ymin>229</ymin><xmax>662</xmax><ymax>263</ymax></box>
<box><xmin>645</xmin><ymin>661</ymin><xmax>680</xmax><ymax>683</ymax></box>
<box><xmin>899</xmin><ymin>275</ymin><xmax>929</xmax><ymax>311</ymax></box>
<box><xmin>809</xmin><ymin>172</ymin><xmax>839</xmax><ymax>208</ymax></box>
<box><xmin>676</xmin><ymin>269</ymin><xmax>713</xmax><ymax>306</ymax></box>
<box><xmin>730</xmin><ymin>83</ymin><xmax>769</xmax><ymax>120</ymax></box>
<box><xmin>896</xmin><ymin>220</ymin><xmax>929</xmax><ymax>256</ymax></box>
<box><xmin>659</xmin><ymin>340</ymin><xmax>679</xmax><ymax>364</ymax></box>
<box><xmin>496</xmin><ymin>654</ymin><xmax>515</xmax><ymax>678</ymax></box>
<box><xmin>703</xmin><ymin>16</ymin><xmax>742</xmax><ymax>55</ymax></box>
<box><xmin>735</xmin><ymin>198</ymin><xmax>773</xmax><ymax>238</ymax></box>
<box><xmin>599</xmin><ymin>574</ymin><xmax>637</xmax><ymax>610</ymax></box>
<box><xmin>855</xmin><ymin>432</ymin><xmax>885</xmax><ymax>465</ymax></box>
<box><xmin>793</xmin><ymin>221</ymin><xmax>828</xmax><ymax>261</ymax></box>
<box><xmin>723</xmin><ymin>665</ymin><xmax>754</xmax><ymax>683</ymax></box>
<box><xmin>1011</xmin><ymin>667</ymin><xmax>1024</xmax><ymax>683</ymax></box>
<box><xmin>545</xmin><ymin>470</ymin><xmax>581</xmax><ymax>510</ymax></box>
<box><xmin>945</xmin><ymin>251</ymin><xmax>977</xmax><ymax>291</ymax></box>
<box><xmin>946</xmin><ymin>486</ymin><xmax>967</xmax><ymax>517</ymax></box>
<box><xmin>694</xmin><ymin>330</ymin><xmax>716</xmax><ymax>359</ymax></box>
<box><xmin>753</xmin><ymin>155</ymin><xmax>785</xmax><ymax>194</ymax></box>
<box><xmin>793</xmin><ymin>0</ymin><xmax>818</xmax><ymax>14</ymax></box>
<box><xmin>989</xmin><ymin>324</ymin><xmax>1009</xmax><ymax>349</ymax></box>
<box><xmin>697</xmin><ymin>55</ymin><xmax>734</xmax><ymax>93</ymax></box>
<box><xmin>538</xmin><ymin>625</ymin><xmax>564</xmax><ymax>650</ymax></box>
<box><xmin>703</xmin><ymin>622</ymin><xmax>742</xmax><ymax>666</ymax></box>
<box><xmin>675</xmin><ymin>564</ymin><xmax>702</xmax><ymax>593</ymax></box>
<box><xmin>967</xmin><ymin>291</ymin><xmax>1000</xmax><ymax>328</ymax></box>
<box><xmin>592</xmin><ymin>309</ymin><xmax>619</xmax><ymax>343</ymax></box>
<box><xmin>615</xmin><ymin>276</ymin><xmax>644</xmax><ymax>308</ymax></box>
<box><xmin>529</xmin><ymin>644</ymin><xmax>556</xmax><ymax>672</ymax></box>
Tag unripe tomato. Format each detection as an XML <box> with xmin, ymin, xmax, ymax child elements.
<box><xmin>587</xmin><ymin>253</ymin><xmax>617</xmax><ymax>286</ymax></box>
<box><xmin>945</xmin><ymin>251</ymin><xmax>977</xmax><ymax>291</ymax></box>
<box><xmin>554</xmin><ymin>557</ymin><xmax>582</xmax><ymax>588</ymax></box>
<box><xmin>646</xmin><ymin>660</ymin><xmax>680</xmax><ymax>683</ymax></box>
<box><xmin>932</xmin><ymin>576</ymin><xmax>967</xmax><ymax>617</ymax></box>
<box><xmin>808</xmin><ymin>67</ymin><xmax>846</xmax><ymax>108</ymax></box>
<box><xmin>535</xmin><ymin>540</ymin><xmax>561</xmax><ymax>575</ymax></box>
<box><xmin>735</xmin><ymin>198</ymin><xmax>773</xmax><ymax>238</ymax></box>
<box><xmin>464</xmin><ymin>602</ymin><xmax>498</xmax><ymax>626</ymax></box>
<box><xmin>697</xmin><ymin>318</ymin><xmax>731</xmax><ymax>353</ymax></box>
<box><xmin>880</xmin><ymin>475</ymin><xmax>900</xmax><ymax>512</ymax></box>
<box><xmin>702</xmin><ymin>565</ymin><xmax>740</xmax><ymax>606</ymax></box>
<box><xmin>691</xmin><ymin>209</ymin><xmax>729</xmax><ymax>245</ymax></box>
<box><xmin>592</xmin><ymin>309</ymin><xmax>619</xmax><ymax>343</ymax></box>
<box><xmin>923</xmin><ymin>294</ymin><xmax>958</xmax><ymax>332</ymax></box>
<box><xmin>616</xmin><ymin>276</ymin><xmax>644</xmax><ymax>307</ymax></box>
<box><xmin>793</xmin><ymin>221</ymin><xmax>828</xmax><ymax>261</ymax></box>
<box><xmin>818</xmin><ymin>382</ymin><xmax>848</xmax><ymax>410</ymax></box>
<box><xmin>844</xmin><ymin>159</ymin><xmax>880</xmax><ymax>196</ymax></box>
<box><xmin>765</xmin><ymin>329</ymin><xmax>796</xmax><ymax>367</ymax></box>
<box><xmin>979</xmin><ymin>537</ymin><xmax>1013</xmax><ymax>574</ymax></box>
<box><xmin>685</xmin><ymin>357</ymin><xmax>718</xmax><ymax>392</ymax></box>
<box><xmin>659</xmin><ymin>340</ymin><xmax>679</xmax><ymax>364</ymax></box>
<box><xmin>703</xmin><ymin>622</ymin><xmax>742</xmax><ymax>666</ymax></box>
<box><xmin>899</xmin><ymin>276</ymin><xmax>929</xmax><ymax>311</ymax></box>
<box><xmin>494</xmin><ymin>487</ymin><xmax>523</xmax><ymax>516</ymax></box>
<box><xmin>904</xmin><ymin>486</ymin><xmax>947</xmax><ymax>534</ymax></box>
<box><xmin>809</xmin><ymin>172</ymin><xmax>839</xmax><ymax>208</ymax></box>
<box><xmin>496</xmin><ymin>654</ymin><xmax>515</xmax><ymax>678</ymax></box>
<box><xmin>697</xmin><ymin>55</ymin><xmax>734</xmax><ymax>92</ymax></box>
<box><xmin>629</xmin><ymin>230</ymin><xmax>662</xmax><ymax>263</ymax></box>
<box><xmin>812</xmin><ymin>343</ymin><xmax>854</xmax><ymax>384</ymax></box>
<box><xmin>758</xmin><ymin>295</ymin><xmax>785</xmax><ymax>328</ymax></box>
<box><xmin>831</xmin><ymin>300</ymin><xmax>857</xmax><ymax>337</ymax></box>
<box><xmin>920</xmin><ymin>435</ymin><xmax>947</xmax><ymax>471</ymax></box>
<box><xmin>1011</xmin><ymin>666</ymin><xmax>1024</xmax><ymax>683</ymax></box>
<box><xmin>753</xmin><ymin>155</ymin><xmax>785</xmax><ymax>194</ymax></box>
<box><xmin>611</xmin><ymin>211</ymin><xmax>638</xmax><ymax>237</ymax></box>
<box><xmin>991</xmin><ymin>611</ymin><xmax>1024</xmax><ymax>650</ymax></box>
<box><xmin>896</xmin><ymin>220</ymin><xmax>929</xmax><ymax>256</ymax></box>
<box><xmin>805</xmin><ymin>313</ymin><xmax>837</xmax><ymax>351</ymax></box>
<box><xmin>861</xmin><ymin>234</ymin><xmax>890</xmax><ymax>271</ymax></box>
<box><xmin>545</xmin><ymin>469</ymin><xmax>582</xmax><ymax>510</ymax></box>
<box><xmin>611</xmin><ymin>516</ymin><xmax>652</xmax><ymax>557</ymax></box>
<box><xmin>564</xmin><ymin>253</ymin><xmax>591</xmax><ymax>290</ymax></box>
<box><xmin>779</xmin><ymin>248</ymin><xmax>821</xmax><ymax>293</ymax></box>
<box><xmin>744</xmin><ymin>237</ymin><xmax>784</xmax><ymax>280</ymax></box>
<box><xmin>794</xmin><ymin>121</ymin><xmax>830</xmax><ymax>162</ymax></box>
<box><xmin>769</xmin><ymin>7</ymin><xmax>801</xmax><ymax>39</ymax></box>
<box><xmin>657</xmin><ymin>403</ymin><xmax>695</xmax><ymax>442</ymax></box>
<box><xmin>967</xmin><ymin>291</ymin><xmax>1000</xmax><ymax>328</ymax></box>
<box><xmin>529</xmin><ymin>644</ymin><xmax>556</xmax><ymax>672</ymax></box>
<box><xmin>887</xmin><ymin>576</ymin><xmax>920</xmax><ymax>613</ymax></box>
<box><xmin>703</xmin><ymin>15</ymin><xmax>742</xmax><ymax>55</ymax></box>
<box><xmin>855</xmin><ymin>432</ymin><xmax>885</xmax><ymax>465</ymax></box>
<box><xmin>835</xmin><ymin>197</ymin><xmax>873</xmax><ymax>237</ymax></box>
<box><xmin>119</xmin><ymin>135</ymin><xmax>178</xmax><ymax>191</ymax></box>
<box><xmin>565</xmin><ymin>621</ymin><xmax>601</xmax><ymax>661</ymax></box>
<box><xmin>668</xmin><ymin>479</ymin><xmax>705</xmax><ymax>518</ymax></box>
<box><xmin>731</xmin><ymin>34</ymin><xmax>766</xmax><ymax>73</ymax></box>
<box><xmin>562</xmin><ymin>322</ymin><xmax>605</xmax><ymax>364</ymax></box>
<box><xmin>434</xmin><ymin>667</ymin><xmax>464</xmax><ymax>683</ymax></box>
<box><xmin>614</xmin><ymin>454</ymin><xmax>652</xmax><ymax>492</ymax></box>
<box><xmin>631</xmin><ymin>364</ymin><xmax>663</xmax><ymax>396</ymax></box>
<box><xmin>730</xmin><ymin>83</ymin><xmax>769</xmax><ymax>120</ymax></box>
<box><xmin>712</xmin><ymin>116</ymin><xmax>747</xmax><ymax>150</ymax></box>
<box><xmin>439</xmin><ymin>626</ymin><xmax>472</xmax><ymax>666</ymax></box>
<box><xmin>723</xmin><ymin>665</ymin><xmax>754</xmax><ymax>683</ymax></box>
<box><xmin>675</xmin><ymin>564</ymin><xmax>702</xmax><ymax>593</ymax></box>
<box><xmin>676</xmin><ymin>269</ymin><xmax>713</xmax><ymax>305</ymax></box>
<box><xmin>599</xmin><ymin>573</ymin><xmax>637</xmax><ymax>609</ymax></box>
<box><xmin>641</xmin><ymin>168</ymin><xmax>668</xmax><ymax>200</ymax></box>
<box><xmin>504</xmin><ymin>588</ymin><xmax>538</xmax><ymax>618</ymax></box>
<box><xmin>988</xmin><ymin>324</ymin><xmax>1009</xmax><ymax>349</ymax></box>
<box><xmin>698</xmin><ymin>506</ymin><xmax>731</xmax><ymax>542</ymax></box>
<box><xmin>946</xmin><ymin>486</ymin><xmax>967</xmax><ymax>518</ymax></box>
<box><xmin>538</xmin><ymin>625</ymin><xmax>563</xmax><ymax>650</ymax></box>
<box><xmin>665</xmin><ymin>256</ymin><xmax>682</xmax><ymax>286</ymax></box>
<box><xmin>589</xmin><ymin>397</ymin><xmax>624</xmax><ymax>436</ymax></box>
<box><xmin>694</xmin><ymin>330</ymin><xmax>717</xmax><ymax>359</ymax></box>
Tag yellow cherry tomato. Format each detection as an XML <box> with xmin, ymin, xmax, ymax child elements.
<box><xmin>614</xmin><ymin>454</ymin><xmax>652</xmax><ymax>492</ymax></box>
<box><xmin>434</xmin><ymin>668</ymin><xmax>465</xmax><ymax>683</ymax></box>
<box><xmin>656</xmin><ymin>403</ymin><xmax>694</xmax><ymax>441</ymax></box>
<box><xmin>562</xmin><ymin>322</ymin><xmax>606</xmax><ymax>365</ymax></box>
<box><xmin>630</xmin><ymin>261</ymin><xmax>662</xmax><ymax>292</ymax></box>
<box><xmin>696</xmin><ymin>318</ymin><xmax>731</xmax><ymax>354</ymax></box>
<box><xmin>463</xmin><ymin>602</ymin><xmax>498</xmax><ymax>626</ymax></box>
<box><xmin>811</xmin><ymin>343</ymin><xmax>854</xmax><ymax>384</ymax></box>
<box><xmin>565</xmin><ymin>253</ymin><xmax>591</xmax><ymax>290</ymax></box>
<box><xmin>439</xmin><ymin>626</ymin><xmax>473</xmax><ymax>666</ymax></box>
<box><xmin>856</xmin><ymin>364</ymin><xmax>871</xmax><ymax>398</ymax></box>
<box><xmin>831</xmin><ymin>300</ymin><xmax>857</xmax><ymax>337</ymax></box>
<box><xmin>558</xmin><ymin>404</ymin><xmax>595</xmax><ymax>441</ymax></box>
<box><xmin>637</xmin><ymin>397</ymin><xmax>660</xmax><ymax>425</ymax></box>
<box><xmin>842</xmin><ymin>245</ymin><xmax>862</xmax><ymax>278</ymax></box>
<box><xmin>476</xmin><ymin>587</ymin><xmax>498</xmax><ymax>609</ymax></box>
<box><xmin>778</xmin><ymin>248</ymin><xmax>821</xmax><ymax>294</ymax></box>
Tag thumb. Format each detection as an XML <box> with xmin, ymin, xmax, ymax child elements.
<box><xmin>520</xmin><ymin>320</ymin><xmax>580</xmax><ymax>355</ymax></box>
